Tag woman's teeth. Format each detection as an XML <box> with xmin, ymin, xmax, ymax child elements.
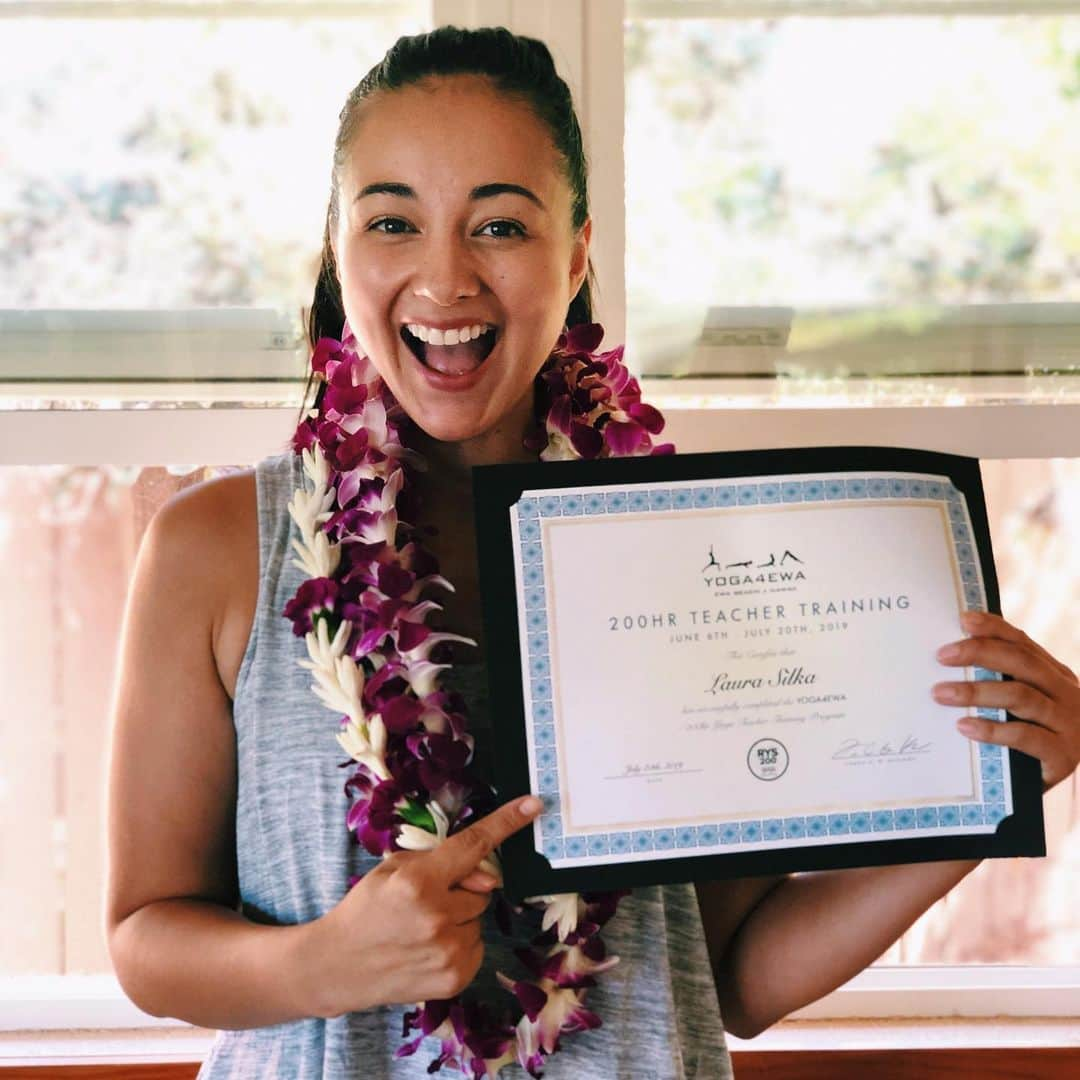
<box><xmin>405</xmin><ymin>322</ymin><xmax>491</xmax><ymax>346</ymax></box>
<box><xmin>400</xmin><ymin>323</ymin><xmax>498</xmax><ymax>375</ymax></box>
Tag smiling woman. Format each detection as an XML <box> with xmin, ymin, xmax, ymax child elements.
<box><xmin>328</xmin><ymin>74</ymin><xmax>591</xmax><ymax>447</ymax></box>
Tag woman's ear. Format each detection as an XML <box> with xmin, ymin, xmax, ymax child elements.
<box><xmin>569</xmin><ymin>217</ymin><xmax>592</xmax><ymax>298</ymax></box>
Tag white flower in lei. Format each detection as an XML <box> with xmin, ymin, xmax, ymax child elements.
<box><xmin>284</xmin><ymin>319</ymin><xmax>673</xmax><ymax>1077</ymax></box>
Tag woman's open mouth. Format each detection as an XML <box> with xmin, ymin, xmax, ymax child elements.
<box><xmin>400</xmin><ymin>323</ymin><xmax>498</xmax><ymax>377</ymax></box>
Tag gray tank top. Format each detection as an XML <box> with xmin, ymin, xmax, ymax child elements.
<box><xmin>197</xmin><ymin>451</ymin><xmax>733</xmax><ymax>1080</ymax></box>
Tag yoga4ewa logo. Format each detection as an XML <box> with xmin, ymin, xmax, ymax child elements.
<box><xmin>747</xmin><ymin>737</ymin><xmax>789</xmax><ymax>781</ymax></box>
<box><xmin>702</xmin><ymin>545</ymin><xmax>807</xmax><ymax>588</ymax></box>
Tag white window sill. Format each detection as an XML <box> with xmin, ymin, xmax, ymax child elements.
<box><xmin>3</xmin><ymin>379</ymin><xmax>1080</xmax><ymax>466</ymax></box>
<box><xmin>3</xmin><ymin>373</ymin><xmax>1080</xmax><ymax>411</ymax></box>
<box><xmin>3</xmin><ymin>1018</ymin><xmax>1080</xmax><ymax>1068</ymax></box>
<box><xmin>4</xmin><ymin>968</ymin><xmax>1080</xmax><ymax>1064</ymax></box>
<box><xmin>789</xmin><ymin>963</ymin><xmax>1080</xmax><ymax>1020</ymax></box>
<box><xmin>726</xmin><ymin>1016</ymin><xmax>1080</xmax><ymax>1052</ymax></box>
<box><xmin>0</xmin><ymin>1026</ymin><xmax>217</xmax><ymax>1067</ymax></box>
<box><xmin>5</xmin><ymin>967</ymin><xmax>1080</xmax><ymax>1028</ymax></box>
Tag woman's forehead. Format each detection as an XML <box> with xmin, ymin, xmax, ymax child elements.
<box><xmin>341</xmin><ymin>76</ymin><xmax>567</xmax><ymax>206</ymax></box>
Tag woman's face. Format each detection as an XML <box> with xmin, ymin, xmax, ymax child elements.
<box><xmin>331</xmin><ymin>75</ymin><xmax>590</xmax><ymax>446</ymax></box>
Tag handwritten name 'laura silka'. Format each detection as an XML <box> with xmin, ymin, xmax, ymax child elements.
<box><xmin>707</xmin><ymin>667</ymin><xmax>817</xmax><ymax>694</ymax></box>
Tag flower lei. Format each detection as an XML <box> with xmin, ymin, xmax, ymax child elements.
<box><xmin>284</xmin><ymin>319</ymin><xmax>673</xmax><ymax>1077</ymax></box>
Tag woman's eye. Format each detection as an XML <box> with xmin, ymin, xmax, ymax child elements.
<box><xmin>477</xmin><ymin>220</ymin><xmax>525</xmax><ymax>239</ymax></box>
<box><xmin>368</xmin><ymin>217</ymin><xmax>413</xmax><ymax>234</ymax></box>
<box><xmin>366</xmin><ymin>218</ymin><xmax>524</xmax><ymax>238</ymax></box>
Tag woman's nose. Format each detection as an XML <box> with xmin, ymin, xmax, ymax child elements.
<box><xmin>412</xmin><ymin>234</ymin><xmax>481</xmax><ymax>306</ymax></box>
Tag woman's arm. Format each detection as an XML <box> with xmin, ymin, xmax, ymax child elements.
<box><xmin>703</xmin><ymin>611</ymin><xmax>1079</xmax><ymax>1038</ymax></box>
<box><xmin>105</xmin><ymin>473</ymin><xmax>322</xmax><ymax>1028</ymax></box>
<box><xmin>703</xmin><ymin>858</ymin><xmax>978</xmax><ymax>1038</ymax></box>
<box><xmin>105</xmin><ymin>476</ymin><xmax>533</xmax><ymax>1027</ymax></box>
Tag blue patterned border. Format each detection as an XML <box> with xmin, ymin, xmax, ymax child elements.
<box><xmin>514</xmin><ymin>472</ymin><xmax>1010</xmax><ymax>866</ymax></box>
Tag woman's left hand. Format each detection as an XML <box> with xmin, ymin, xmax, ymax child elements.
<box><xmin>933</xmin><ymin>610</ymin><xmax>1080</xmax><ymax>792</ymax></box>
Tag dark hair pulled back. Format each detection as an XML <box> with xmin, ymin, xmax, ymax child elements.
<box><xmin>301</xmin><ymin>25</ymin><xmax>595</xmax><ymax>414</ymax></box>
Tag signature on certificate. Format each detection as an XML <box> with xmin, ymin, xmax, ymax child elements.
<box><xmin>832</xmin><ymin>735</ymin><xmax>933</xmax><ymax>760</ymax></box>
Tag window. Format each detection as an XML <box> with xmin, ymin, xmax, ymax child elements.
<box><xmin>625</xmin><ymin>4</ymin><xmax>1080</xmax><ymax>377</ymax></box>
<box><xmin>1</xmin><ymin>0</ymin><xmax>427</xmax><ymax>380</ymax></box>
<box><xmin>1</xmin><ymin>465</ymin><xmax>217</xmax><ymax>978</ymax></box>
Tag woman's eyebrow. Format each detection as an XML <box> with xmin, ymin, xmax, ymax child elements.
<box><xmin>355</xmin><ymin>181</ymin><xmax>546</xmax><ymax>210</ymax></box>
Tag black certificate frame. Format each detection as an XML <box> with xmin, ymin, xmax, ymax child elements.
<box><xmin>472</xmin><ymin>446</ymin><xmax>1046</xmax><ymax>901</ymax></box>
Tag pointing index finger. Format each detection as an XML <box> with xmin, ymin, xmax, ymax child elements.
<box><xmin>426</xmin><ymin>795</ymin><xmax>542</xmax><ymax>886</ymax></box>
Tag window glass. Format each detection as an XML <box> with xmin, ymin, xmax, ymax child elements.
<box><xmin>1</xmin><ymin>458</ymin><xmax>1076</xmax><ymax>975</ymax></box>
<box><xmin>625</xmin><ymin>13</ymin><xmax>1080</xmax><ymax>377</ymax></box>
<box><xmin>0</xmin><ymin>464</ymin><xmax>225</xmax><ymax>975</ymax></box>
<box><xmin>881</xmin><ymin>457</ymin><xmax>1080</xmax><ymax>965</ymax></box>
<box><xmin>0</xmin><ymin>5</ymin><xmax>425</xmax><ymax>376</ymax></box>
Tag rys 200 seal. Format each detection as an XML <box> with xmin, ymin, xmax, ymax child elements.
<box><xmin>748</xmin><ymin>737</ymin><xmax>789</xmax><ymax>781</ymax></box>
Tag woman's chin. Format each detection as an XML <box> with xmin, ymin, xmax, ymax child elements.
<box><xmin>410</xmin><ymin>410</ymin><xmax>496</xmax><ymax>446</ymax></box>
<box><xmin>403</xmin><ymin>391</ymin><xmax>539</xmax><ymax>459</ymax></box>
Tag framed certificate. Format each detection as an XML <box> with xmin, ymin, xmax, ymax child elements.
<box><xmin>473</xmin><ymin>447</ymin><xmax>1045</xmax><ymax>899</ymax></box>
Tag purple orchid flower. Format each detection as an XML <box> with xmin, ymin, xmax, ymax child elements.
<box><xmin>344</xmin><ymin>774</ymin><xmax>439</xmax><ymax>856</ymax></box>
<box><xmin>556</xmin><ymin>322</ymin><xmax>605</xmax><ymax>355</ymax></box>
<box><xmin>528</xmin><ymin>985</ymin><xmax>601</xmax><ymax>1056</ymax></box>
<box><xmin>538</xmin><ymin>938</ymin><xmax>619</xmax><ymax>989</ymax></box>
<box><xmin>310</xmin><ymin>336</ymin><xmax>347</xmax><ymax>378</ymax></box>
<box><xmin>291</xmin><ymin>417</ymin><xmax>317</xmax><ymax>453</ymax></box>
<box><xmin>343</xmin><ymin>771</ymin><xmax>395</xmax><ymax>855</ymax></box>
<box><xmin>534</xmin><ymin>322</ymin><xmax>672</xmax><ymax>462</ymax></box>
<box><xmin>403</xmin><ymin>730</ymin><xmax>473</xmax><ymax>794</ymax></box>
<box><xmin>282</xmin><ymin>577</ymin><xmax>339</xmax><ymax>636</ymax></box>
<box><xmin>322</xmin><ymin>377</ymin><xmax>369</xmax><ymax>419</ymax></box>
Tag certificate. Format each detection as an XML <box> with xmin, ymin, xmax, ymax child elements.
<box><xmin>473</xmin><ymin>447</ymin><xmax>1045</xmax><ymax>898</ymax></box>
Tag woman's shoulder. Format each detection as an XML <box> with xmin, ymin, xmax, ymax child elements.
<box><xmin>154</xmin><ymin>467</ymin><xmax>257</xmax><ymax>561</ymax></box>
<box><xmin>149</xmin><ymin>467</ymin><xmax>260</xmax><ymax>698</ymax></box>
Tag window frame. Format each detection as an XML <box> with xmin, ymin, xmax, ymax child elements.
<box><xmin>2</xmin><ymin>963</ymin><xmax>1079</xmax><ymax>1034</ymax></box>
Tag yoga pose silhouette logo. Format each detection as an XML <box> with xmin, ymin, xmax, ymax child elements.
<box><xmin>702</xmin><ymin>546</ymin><xmax>804</xmax><ymax>575</ymax></box>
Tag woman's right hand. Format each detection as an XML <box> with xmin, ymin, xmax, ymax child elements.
<box><xmin>302</xmin><ymin>795</ymin><xmax>542</xmax><ymax>1018</ymax></box>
